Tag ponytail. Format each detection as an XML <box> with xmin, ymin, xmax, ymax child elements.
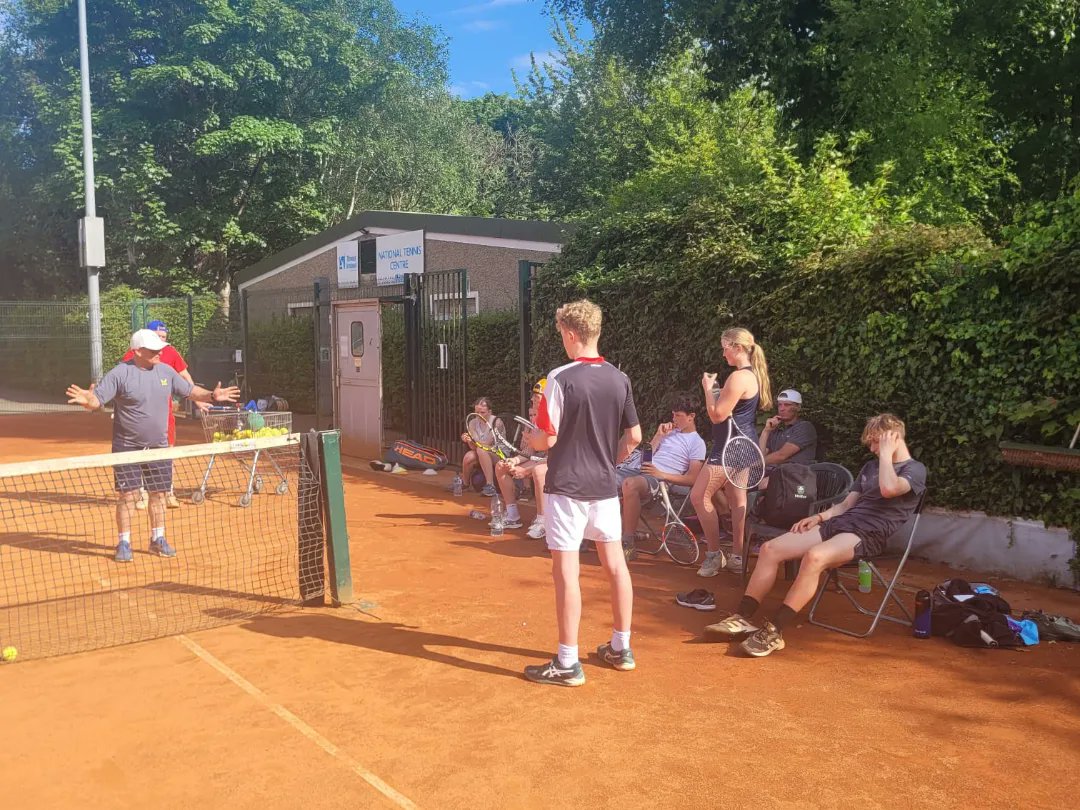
<box><xmin>749</xmin><ymin>344</ymin><xmax>773</xmax><ymax>410</ymax></box>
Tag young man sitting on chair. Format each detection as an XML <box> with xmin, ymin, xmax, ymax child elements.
<box><xmin>620</xmin><ymin>394</ymin><xmax>707</xmax><ymax>559</ymax></box>
<box><xmin>705</xmin><ymin>413</ymin><xmax>926</xmax><ymax>657</ymax></box>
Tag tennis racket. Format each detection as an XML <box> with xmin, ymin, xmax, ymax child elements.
<box><xmin>721</xmin><ymin>419</ymin><xmax>765</xmax><ymax>490</ymax></box>
<box><xmin>465</xmin><ymin>412</ymin><xmax>518</xmax><ymax>461</ymax></box>
<box><xmin>513</xmin><ymin>415</ymin><xmax>539</xmax><ymax>432</ymax></box>
<box><xmin>657</xmin><ymin>484</ymin><xmax>700</xmax><ymax>565</ymax></box>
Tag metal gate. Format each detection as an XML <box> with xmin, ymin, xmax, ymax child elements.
<box><xmin>518</xmin><ymin>260</ymin><xmax>544</xmax><ymax>415</ymax></box>
<box><xmin>404</xmin><ymin>269</ymin><xmax>469</xmax><ymax>462</ymax></box>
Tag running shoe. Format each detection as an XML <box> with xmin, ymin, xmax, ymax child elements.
<box><xmin>675</xmin><ymin>589</ymin><xmax>716</xmax><ymax>611</ymax></box>
<box><xmin>523</xmin><ymin>658</ymin><xmax>586</xmax><ymax>687</ymax></box>
<box><xmin>526</xmin><ymin>518</ymin><xmax>546</xmax><ymax>539</ymax></box>
<box><xmin>697</xmin><ymin>550</ymin><xmax>726</xmax><ymax>577</ymax></box>
<box><xmin>596</xmin><ymin>643</ymin><xmax>636</xmax><ymax>671</ymax></box>
<box><xmin>149</xmin><ymin>537</ymin><xmax>177</xmax><ymax>558</ymax></box>
<box><xmin>481</xmin><ymin>483</ymin><xmax>497</xmax><ymax>497</ymax></box>
<box><xmin>741</xmin><ymin>621</ymin><xmax>785</xmax><ymax>657</ymax></box>
<box><xmin>114</xmin><ymin>540</ymin><xmax>133</xmax><ymax>563</ymax></box>
<box><xmin>703</xmin><ymin>613</ymin><xmax>759</xmax><ymax>638</ymax></box>
<box><xmin>504</xmin><ymin>515</ymin><xmax>523</xmax><ymax>529</ymax></box>
<box><xmin>725</xmin><ymin>554</ymin><xmax>744</xmax><ymax>574</ymax></box>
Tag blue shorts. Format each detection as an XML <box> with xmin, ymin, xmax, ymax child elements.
<box><xmin>113</xmin><ymin>444</ymin><xmax>173</xmax><ymax>493</ymax></box>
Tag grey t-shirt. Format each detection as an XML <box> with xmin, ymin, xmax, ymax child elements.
<box><xmin>845</xmin><ymin>458</ymin><xmax>927</xmax><ymax>539</ymax></box>
<box><xmin>94</xmin><ymin>360</ymin><xmax>193</xmax><ymax>449</ymax></box>
<box><xmin>765</xmin><ymin>419</ymin><xmax>818</xmax><ymax>464</ymax></box>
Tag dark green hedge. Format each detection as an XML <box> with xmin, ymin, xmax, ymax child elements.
<box><xmin>246</xmin><ymin>315</ymin><xmax>316</xmax><ymax>413</ymax></box>
<box><xmin>532</xmin><ymin>195</ymin><xmax>1080</xmax><ymax>557</ymax></box>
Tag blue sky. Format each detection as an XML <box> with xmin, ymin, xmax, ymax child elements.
<box><xmin>391</xmin><ymin>0</ymin><xmax>591</xmax><ymax>98</ymax></box>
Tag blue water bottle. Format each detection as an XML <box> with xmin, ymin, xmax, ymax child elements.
<box><xmin>913</xmin><ymin>590</ymin><xmax>932</xmax><ymax>639</ymax></box>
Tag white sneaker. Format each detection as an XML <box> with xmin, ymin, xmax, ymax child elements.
<box><xmin>725</xmin><ymin>554</ymin><xmax>744</xmax><ymax>574</ymax></box>
<box><xmin>526</xmin><ymin>517</ymin><xmax>546</xmax><ymax>539</ymax></box>
<box><xmin>697</xmin><ymin>550</ymin><xmax>727</xmax><ymax>577</ymax></box>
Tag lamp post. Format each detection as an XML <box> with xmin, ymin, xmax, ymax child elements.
<box><xmin>77</xmin><ymin>0</ymin><xmax>104</xmax><ymax>381</ymax></box>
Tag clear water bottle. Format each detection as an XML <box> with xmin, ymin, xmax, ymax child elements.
<box><xmin>913</xmin><ymin>590</ymin><xmax>932</xmax><ymax>638</ymax></box>
<box><xmin>489</xmin><ymin>494</ymin><xmax>505</xmax><ymax>536</ymax></box>
<box><xmin>452</xmin><ymin>474</ymin><xmax>463</xmax><ymax>497</ymax></box>
<box><xmin>857</xmin><ymin>560</ymin><xmax>872</xmax><ymax>593</ymax></box>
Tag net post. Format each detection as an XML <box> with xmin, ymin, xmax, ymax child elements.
<box><xmin>299</xmin><ymin>431</ymin><xmax>327</xmax><ymax>605</ymax></box>
<box><xmin>317</xmin><ymin>429</ymin><xmax>353</xmax><ymax>605</ymax></box>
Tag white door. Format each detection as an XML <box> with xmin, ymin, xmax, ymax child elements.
<box><xmin>334</xmin><ymin>301</ymin><xmax>382</xmax><ymax>459</ymax></box>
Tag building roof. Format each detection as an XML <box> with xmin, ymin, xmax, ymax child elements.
<box><xmin>234</xmin><ymin>210</ymin><xmax>573</xmax><ymax>289</ymax></box>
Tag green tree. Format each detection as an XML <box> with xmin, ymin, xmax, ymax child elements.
<box><xmin>0</xmin><ymin>0</ymin><xmax>454</xmax><ymax>297</ymax></box>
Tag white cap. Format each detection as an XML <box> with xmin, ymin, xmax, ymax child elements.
<box><xmin>130</xmin><ymin>328</ymin><xmax>168</xmax><ymax>351</ymax></box>
<box><xmin>777</xmin><ymin>389</ymin><xmax>803</xmax><ymax>405</ymax></box>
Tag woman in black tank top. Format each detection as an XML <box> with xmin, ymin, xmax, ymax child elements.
<box><xmin>690</xmin><ymin>328</ymin><xmax>773</xmax><ymax>577</ymax></box>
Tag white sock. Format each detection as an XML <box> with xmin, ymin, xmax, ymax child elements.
<box><xmin>506</xmin><ymin>504</ymin><xmax>520</xmax><ymax>521</ymax></box>
<box><xmin>611</xmin><ymin>629</ymin><xmax>631</xmax><ymax>652</ymax></box>
<box><xmin>118</xmin><ymin>531</ymin><xmax>131</xmax><ymax>545</ymax></box>
<box><xmin>557</xmin><ymin>643</ymin><xmax>578</xmax><ymax>668</ymax></box>
<box><xmin>152</xmin><ymin>526</ymin><xmax>165</xmax><ymax>541</ymax></box>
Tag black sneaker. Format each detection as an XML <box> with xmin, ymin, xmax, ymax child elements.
<box><xmin>675</xmin><ymin>589</ymin><xmax>716</xmax><ymax>611</ymax></box>
<box><xmin>622</xmin><ymin>541</ymin><xmax>637</xmax><ymax>562</ymax></box>
<box><xmin>741</xmin><ymin>621</ymin><xmax>786</xmax><ymax>657</ymax></box>
<box><xmin>523</xmin><ymin>658</ymin><xmax>586</xmax><ymax>687</ymax></box>
<box><xmin>596</xmin><ymin>642</ymin><xmax>636</xmax><ymax>671</ymax></box>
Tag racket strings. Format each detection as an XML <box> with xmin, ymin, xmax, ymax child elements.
<box><xmin>723</xmin><ymin>437</ymin><xmax>765</xmax><ymax>488</ymax></box>
<box><xmin>466</xmin><ymin>416</ymin><xmax>495</xmax><ymax>447</ymax></box>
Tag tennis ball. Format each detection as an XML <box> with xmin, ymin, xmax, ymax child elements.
<box><xmin>1</xmin><ymin>646</ymin><xmax>17</xmax><ymax>663</ymax></box>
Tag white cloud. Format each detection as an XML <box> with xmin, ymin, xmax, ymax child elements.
<box><xmin>462</xmin><ymin>19</ymin><xmax>503</xmax><ymax>33</ymax></box>
<box><xmin>449</xmin><ymin>80</ymin><xmax>492</xmax><ymax>98</ymax></box>
<box><xmin>452</xmin><ymin>0</ymin><xmax>527</xmax><ymax>15</ymax></box>
<box><xmin>510</xmin><ymin>50</ymin><xmax>562</xmax><ymax>71</ymax></box>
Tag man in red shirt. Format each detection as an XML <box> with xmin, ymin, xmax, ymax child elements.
<box><xmin>121</xmin><ymin>320</ymin><xmax>204</xmax><ymax>508</ymax></box>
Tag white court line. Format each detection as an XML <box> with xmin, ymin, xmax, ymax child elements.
<box><xmin>177</xmin><ymin>634</ymin><xmax>418</xmax><ymax>810</ymax></box>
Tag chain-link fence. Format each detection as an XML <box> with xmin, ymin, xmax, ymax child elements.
<box><xmin>0</xmin><ymin>293</ymin><xmax>232</xmax><ymax>413</ymax></box>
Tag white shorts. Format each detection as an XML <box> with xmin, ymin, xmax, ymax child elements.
<box><xmin>544</xmin><ymin>494</ymin><xmax>622</xmax><ymax>552</ymax></box>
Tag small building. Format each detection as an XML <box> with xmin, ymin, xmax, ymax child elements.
<box><xmin>234</xmin><ymin>210</ymin><xmax>570</xmax><ymax>314</ymax></box>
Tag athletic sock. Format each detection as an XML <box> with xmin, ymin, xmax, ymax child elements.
<box><xmin>151</xmin><ymin>526</ymin><xmax>165</xmax><ymax>541</ymax></box>
<box><xmin>771</xmin><ymin>604</ymin><xmax>798</xmax><ymax>631</ymax></box>
<box><xmin>737</xmin><ymin>595</ymin><xmax>760</xmax><ymax>618</ymax></box>
<box><xmin>506</xmin><ymin>504</ymin><xmax>520</xmax><ymax>521</ymax></box>
<box><xmin>611</xmin><ymin>629</ymin><xmax>631</xmax><ymax>652</ymax></box>
<box><xmin>556</xmin><ymin>643</ymin><xmax>578</xmax><ymax>668</ymax></box>
<box><xmin>118</xmin><ymin>531</ymin><xmax>131</xmax><ymax>546</ymax></box>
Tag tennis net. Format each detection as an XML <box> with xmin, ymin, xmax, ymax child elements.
<box><xmin>0</xmin><ymin>435</ymin><xmax>327</xmax><ymax>660</ymax></box>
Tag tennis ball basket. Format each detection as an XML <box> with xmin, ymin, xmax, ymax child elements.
<box><xmin>194</xmin><ymin>409</ymin><xmax>294</xmax><ymax>507</ymax></box>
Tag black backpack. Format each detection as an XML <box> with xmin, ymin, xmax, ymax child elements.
<box><xmin>759</xmin><ymin>463</ymin><xmax>817</xmax><ymax>529</ymax></box>
<box><xmin>930</xmin><ymin>579</ymin><xmax>1022</xmax><ymax>648</ymax></box>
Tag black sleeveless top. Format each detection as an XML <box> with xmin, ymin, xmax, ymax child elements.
<box><xmin>710</xmin><ymin>366</ymin><xmax>760</xmax><ymax>456</ymax></box>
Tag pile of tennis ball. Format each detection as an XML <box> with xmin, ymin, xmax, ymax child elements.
<box><xmin>1</xmin><ymin>645</ymin><xmax>16</xmax><ymax>664</ymax></box>
<box><xmin>212</xmin><ymin>426</ymin><xmax>290</xmax><ymax>442</ymax></box>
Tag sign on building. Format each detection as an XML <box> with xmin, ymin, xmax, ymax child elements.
<box><xmin>336</xmin><ymin>240</ymin><xmax>359</xmax><ymax>287</ymax></box>
<box><xmin>376</xmin><ymin>230</ymin><xmax>425</xmax><ymax>286</ymax></box>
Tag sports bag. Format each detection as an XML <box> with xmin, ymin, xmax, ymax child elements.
<box><xmin>930</xmin><ymin>579</ymin><xmax>1022</xmax><ymax>648</ymax></box>
<box><xmin>759</xmin><ymin>463</ymin><xmax>817</xmax><ymax>529</ymax></box>
<box><xmin>386</xmin><ymin>439</ymin><xmax>448</xmax><ymax>471</ymax></box>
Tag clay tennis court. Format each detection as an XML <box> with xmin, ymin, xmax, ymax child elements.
<box><xmin>2</xmin><ymin>413</ymin><xmax>1078</xmax><ymax>808</ymax></box>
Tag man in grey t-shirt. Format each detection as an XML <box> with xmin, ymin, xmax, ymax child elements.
<box><xmin>66</xmin><ymin>329</ymin><xmax>240</xmax><ymax>562</ymax></box>
<box><xmin>759</xmin><ymin>389</ymin><xmax>818</xmax><ymax>470</ymax></box>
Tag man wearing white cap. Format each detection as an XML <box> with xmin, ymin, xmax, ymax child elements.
<box><xmin>65</xmin><ymin>329</ymin><xmax>240</xmax><ymax>562</ymax></box>
<box><xmin>759</xmin><ymin>389</ymin><xmax>818</xmax><ymax>468</ymax></box>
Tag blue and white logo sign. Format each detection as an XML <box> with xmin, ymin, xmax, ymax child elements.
<box><xmin>376</xmin><ymin>230</ymin><xmax>424</xmax><ymax>286</ymax></box>
<box><xmin>336</xmin><ymin>240</ymin><xmax>359</xmax><ymax>287</ymax></box>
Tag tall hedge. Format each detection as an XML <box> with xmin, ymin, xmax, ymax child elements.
<box><xmin>532</xmin><ymin>193</ymin><xmax>1080</xmax><ymax>567</ymax></box>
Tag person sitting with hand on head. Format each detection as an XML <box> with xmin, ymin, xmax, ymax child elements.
<box><xmin>619</xmin><ymin>393</ymin><xmax>706</xmax><ymax>560</ymax></box>
<box><xmin>704</xmin><ymin>413</ymin><xmax>926</xmax><ymax>658</ymax></box>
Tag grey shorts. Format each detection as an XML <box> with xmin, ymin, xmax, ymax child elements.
<box><xmin>819</xmin><ymin>514</ymin><xmax>887</xmax><ymax>559</ymax></box>
<box><xmin>618</xmin><ymin>469</ymin><xmax>662</xmax><ymax>500</ymax></box>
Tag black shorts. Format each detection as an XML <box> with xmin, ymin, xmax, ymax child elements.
<box><xmin>818</xmin><ymin>514</ymin><xmax>887</xmax><ymax>559</ymax></box>
<box><xmin>113</xmin><ymin>445</ymin><xmax>173</xmax><ymax>493</ymax></box>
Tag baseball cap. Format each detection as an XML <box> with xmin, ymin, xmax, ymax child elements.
<box><xmin>532</xmin><ymin>377</ymin><xmax>547</xmax><ymax>395</ymax></box>
<box><xmin>146</xmin><ymin>319</ymin><xmax>168</xmax><ymax>332</ymax></box>
<box><xmin>777</xmin><ymin>389</ymin><xmax>803</xmax><ymax>405</ymax></box>
<box><xmin>130</xmin><ymin>328</ymin><xmax>168</xmax><ymax>352</ymax></box>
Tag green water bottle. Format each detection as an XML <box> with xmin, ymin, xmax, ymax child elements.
<box><xmin>858</xmin><ymin>560</ymin><xmax>872</xmax><ymax>593</ymax></box>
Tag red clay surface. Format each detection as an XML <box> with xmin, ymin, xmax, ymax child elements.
<box><xmin>2</xmin><ymin>413</ymin><xmax>1079</xmax><ymax>809</ymax></box>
